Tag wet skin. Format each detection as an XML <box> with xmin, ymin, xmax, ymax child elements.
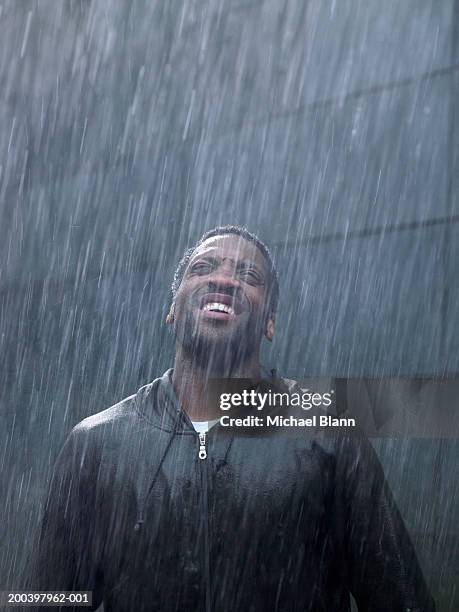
<box><xmin>172</xmin><ymin>235</ymin><xmax>275</xmax><ymax>364</ymax></box>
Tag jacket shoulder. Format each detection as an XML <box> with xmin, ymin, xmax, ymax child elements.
<box><xmin>72</xmin><ymin>393</ymin><xmax>138</xmax><ymax>434</ymax></box>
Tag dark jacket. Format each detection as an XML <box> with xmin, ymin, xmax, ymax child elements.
<box><xmin>30</xmin><ymin>369</ymin><xmax>435</xmax><ymax>611</ymax></box>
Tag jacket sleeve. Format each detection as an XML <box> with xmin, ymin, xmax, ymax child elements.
<box><xmin>28</xmin><ymin>426</ymin><xmax>104</xmax><ymax>611</ymax></box>
<box><xmin>338</xmin><ymin>436</ymin><xmax>436</xmax><ymax>612</ymax></box>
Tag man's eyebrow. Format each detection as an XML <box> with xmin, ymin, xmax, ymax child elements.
<box><xmin>236</xmin><ymin>260</ymin><xmax>262</xmax><ymax>270</ymax></box>
<box><xmin>189</xmin><ymin>255</ymin><xmax>219</xmax><ymax>265</ymax></box>
<box><xmin>190</xmin><ymin>254</ymin><xmax>265</xmax><ymax>274</ymax></box>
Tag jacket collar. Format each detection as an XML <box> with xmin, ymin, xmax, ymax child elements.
<box><xmin>135</xmin><ymin>367</ymin><xmax>296</xmax><ymax>433</ymax></box>
<box><xmin>135</xmin><ymin>369</ymin><xmax>194</xmax><ymax>433</ymax></box>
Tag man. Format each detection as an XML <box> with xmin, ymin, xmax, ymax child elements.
<box><xmin>30</xmin><ymin>226</ymin><xmax>435</xmax><ymax>611</ymax></box>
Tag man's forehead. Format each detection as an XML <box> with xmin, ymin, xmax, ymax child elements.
<box><xmin>191</xmin><ymin>234</ymin><xmax>267</xmax><ymax>268</ymax></box>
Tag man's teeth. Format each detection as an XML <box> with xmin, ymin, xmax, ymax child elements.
<box><xmin>203</xmin><ymin>302</ymin><xmax>235</xmax><ymax>315</ymax></box>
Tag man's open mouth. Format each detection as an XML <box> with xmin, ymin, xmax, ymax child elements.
<box><xmin>202</xmin><ymin>302</ymin><xmax>235</xmax><ymax>315</ymax></box>
<box><xmin>198</xmin><ymin>293</ymin><xmax>243</xmax><ymax>320</ymax></box>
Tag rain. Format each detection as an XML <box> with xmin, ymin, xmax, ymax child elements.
<box><xmin>0</xmin><ymin>1</ymin><xmax>458</xmax><ymax>610</ymax></box>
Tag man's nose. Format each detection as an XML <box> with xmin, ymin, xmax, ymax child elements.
<box><xmin>207</xmin><ymin>264</ymin><xmax>240</xmax><ymax>291</ymax></box>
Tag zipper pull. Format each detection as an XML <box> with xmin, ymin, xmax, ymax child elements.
<box><xmin>198</xmin><ymin>432</ymin><xmax>207</xmax><ymax>460</ymax></box>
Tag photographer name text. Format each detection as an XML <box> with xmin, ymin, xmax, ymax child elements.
<box><xmin>219</xmin><ymin>415</ymin><xmax>356</xmax><ymax>428</ymax></box>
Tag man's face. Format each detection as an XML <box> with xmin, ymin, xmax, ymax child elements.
<box><xmin>171</xmin><ymin>234</ymin><xmax>275</xmax><ymax>369</ymax></box>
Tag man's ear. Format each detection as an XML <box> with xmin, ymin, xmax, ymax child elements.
<box><xmin>165</xmin><ymin>303</ymin><xmax>175</xmax><ymax>325</ymax></box>
<box><xmin>265</xmin><ymin>316</ymin><xmax>275</xmax><ymax>342</ymax></box>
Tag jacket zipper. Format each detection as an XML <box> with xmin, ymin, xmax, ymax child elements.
<box><xmin>197</xmin><ymin>431</ymin><xmax>211</xmax><ymax>612</ymax></box>
<box><xmin>198</xmin><ymin>432</ymin><xmax>207</xmax><ymax>460</ymax></box>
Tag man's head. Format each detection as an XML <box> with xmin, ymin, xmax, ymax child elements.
<box><xmin>167</xmin><ymin>226</ymin><xmax>279</xmax><ymax>371</ymax></box>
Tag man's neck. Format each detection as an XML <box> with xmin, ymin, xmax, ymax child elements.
<box><xmin>171</xmin><ymin>348</ymin><xmax>261</xmax><ymax>421</ymax></box>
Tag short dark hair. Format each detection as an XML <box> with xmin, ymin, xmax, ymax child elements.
<box><xmin>171</xmin><ymin>225</ymin><xmax>279</xmax><ymax>318</ymax></box>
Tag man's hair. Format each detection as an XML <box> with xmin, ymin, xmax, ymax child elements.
<box><xmin>171</xmin><ymin>225</ymin><xmax>279</xmax><ymax>318</ymax></box>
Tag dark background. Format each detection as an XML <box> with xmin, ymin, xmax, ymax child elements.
<box><xmin>0</xmin><ymin>1</ymin><xmax>458</xmax><ymax>609</ymax></box>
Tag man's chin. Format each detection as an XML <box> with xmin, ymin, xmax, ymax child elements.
<box><xmin>180</xmin><ymin>328</ymin><xmax>253</xmax><ymax>369</ymax></box>
<box><xmin>185</xmin><ymin>332</ymin><xmax>239</xmax><ymax>357</ymax></box>
<box><xmin>174</xmin><ymin>310</ymin><xmax>261</xmax><ymax>369</ymax></box>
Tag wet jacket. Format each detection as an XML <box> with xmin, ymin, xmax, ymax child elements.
<box><xmin>30</xmin><ymin>369</ymin><xmax>435</xmax><ymax>611</ymax></box>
